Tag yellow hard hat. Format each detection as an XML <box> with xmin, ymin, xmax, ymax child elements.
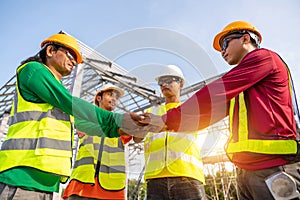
<box><xmin>94</xmin><ymin>84</ymin><xmax>124</xmax><ymax>105</ymax></box>
<box><xmin>41</xmin><ymin>33</ymin><xmax>83</xmax><ymax>63</ymax></box>
<box><xmin>213</xmin><ymin>21</ymin><xmax>262</xmax><ymax>51</ymax></box>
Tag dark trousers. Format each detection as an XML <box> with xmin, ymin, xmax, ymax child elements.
<box><xmin>236</xmin><ymin>162</ymin><xmax>300</xmax><ymax>200</ymax></box>
<box><xmin>146</xmin><ymin>177</ymin><xmax>206</xmax><ymax>200</ymax></box>
<box><xmin>0</xmin><ymin>183</ymin><xmax>53</xmax><ymax>200</ymax></box>
<box><xmin>66</xmin><ymin>195</ymin><xmax>99</xmax><ymax>200</ymax></box>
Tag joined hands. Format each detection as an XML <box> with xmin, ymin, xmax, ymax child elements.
<box><xmin>120</xmin><ymin>112</ymin><xmax>167</xmax><ymax>138</ymax></box>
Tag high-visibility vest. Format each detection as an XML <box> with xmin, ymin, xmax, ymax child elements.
<box><xmin>144</xmin><ymin>104</ymin><xmax>205</xmax><ymax>184</ymax></box>
<box><xmin>70</xmin><ymin>135</ymin><xmax>126</xmax><ymax>190</ymax></box>
<box><xmin>0</xmin><ymin>63</ymin><xmax>73</xmax><ymax>180</ymax></box>
<box><xmin>226</xmin><ymin>92</ymin><xmax>297</xmax><ymax>160</ymax></box>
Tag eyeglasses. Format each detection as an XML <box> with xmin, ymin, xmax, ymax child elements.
<box><xmin>221</xmin><ymin>34</ymin><xmax>244</xmax><ymax>51</ymax></box>
<box><xmin>158</xmin><ymin>77</ymin><xmax>181</xmax><ymax>86</ymax></box>
<box><xmin>104</xmin><ymin>90</ymin><xmax>121</xmax><ymax>99</ymax></box>
<box><xmin>58</xmin><ymin>48</ymin><xmax>77</xmax><ymax>64</ymax></box>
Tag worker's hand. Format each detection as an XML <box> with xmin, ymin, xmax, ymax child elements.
<box><xmin>120</xmin><ymin>112</ymin><xmax>147</xmax><ymax>138</ymax></box>
<box><xmin>120</xmin><ymin>112</ymin><xmax>165</xmax><ymax>138</ymax></box>
<box><xmin>132</xmin><ymin>136</ymin><xmax>144</xmax><ymax>143</ymax></box>
<box><xmin>139</xmin><ymin>113</ymin><xmax>168</xmax><ymax>132</ymax></box>
<box><xmin>129</xmin><ymin>112</ymin><xmax>148</xmax><ymax>125</ymax></box>
<box><xmin>76</xmin><ymin>130</ymin><xmax>86</xmax><ymax>138</ymax></box>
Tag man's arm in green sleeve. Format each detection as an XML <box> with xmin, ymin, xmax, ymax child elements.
<box><xmin>19</xmin><ymin>62</ymin><xmax>122</xmax><ymax>137</ymax></box>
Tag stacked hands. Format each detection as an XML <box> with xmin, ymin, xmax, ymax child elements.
<box><xmin>120</xmin><ymin>112</ymin><xmax>167</xmax><ymax>138</ymax></box>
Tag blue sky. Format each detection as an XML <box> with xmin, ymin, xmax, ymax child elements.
<box><xmin>1</xmin><ymin>0</ymin><xmax>300</xmax><ymax>104</ymax></box>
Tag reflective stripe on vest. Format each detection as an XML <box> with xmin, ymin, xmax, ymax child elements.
<box><xmin>147</xmin><ymin>150</ymin><xmax>204</xmax><ymax>169</ymax></box>
<box><xmin>0</xmin><ymin>63</ymin><xmax>72</xmax><ymax>178</ymax></box>
<box><xmin>277</xmin><ymin>54</ymin><xmax>300</xmax><ymax>135</ymax></box>
<box><xmin>9</xmin><ymin>109</ymin><xmax>71</xmax><ymax>125</ymax></box>
<box><xmin>1</xmin><ymin>138</ymin><xmax>71</xmax><ymax>151</ymax></box>
<box><xmin>227</xmin><ymin>92</ymin><xmax>297</xmax><ymax>159</ymax></box>
<box><xmin>70</xmin><ymin>135</ymin><xmax>126</xmax><ymax>190</ymax></box>
<box><xmin>144</xmin><ymin>105</ymin><xmax>205</xmax><ymax>183</ymax></box>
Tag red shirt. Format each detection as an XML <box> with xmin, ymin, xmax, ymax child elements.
<box><xmin>162</xmin><ymin>48</ymin><xmax>297</xmax><ymax>170</ymax></box>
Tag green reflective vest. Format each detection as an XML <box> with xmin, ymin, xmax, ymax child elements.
<box><xmin>0</xmin><ymin>64</ymin><xmax>73</xmax><ymax>179</ymax></box>
<box><xmin>144</xmin><ymin>104</ymin><xmax>205</xmax><ymax>184</ymax></box>
<box><xmin>70</xmin><ymin>135</ymin><xmax>126</xmax><ymax>190</ymax></box>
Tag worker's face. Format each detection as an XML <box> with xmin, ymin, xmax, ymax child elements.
<box><xmin>97</xmin><ymin>90</ymin><xmax>121</xmax><ymax>111</ymax></box>
<box><xmin>46</xmin><ymin>45</ymin><xmax>77</xmax><ymax>78</ymax></box>
<box><xmin>158</xmin><ymin>76</ymin><xmax>183</xmax><ymax>98</ymax></box>
<box><xmin>220</xmin><ymin>33</ymin><xmax>248</xmax><ymax>65</ymax></box>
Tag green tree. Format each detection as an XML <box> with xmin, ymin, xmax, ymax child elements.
<box><xmin>127</xmin><ymin>179</ymin><xmax>146</xmax><ymax>200</ymax></box>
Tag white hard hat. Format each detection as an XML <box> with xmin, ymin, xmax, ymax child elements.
<box><xmin>94</xmin><ymin>83</ymin><xmax>124</xmax><ymax>105</ymax></box>
<box><xmin>155</xmin><ymin>65</ymin><xmax>185</xmax><ymax>82</ymax></box>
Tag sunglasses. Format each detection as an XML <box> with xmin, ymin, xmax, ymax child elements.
<box><xmin>158</xmin><ymin>77</ymin><xmax>181</xmax><ymax>86</ymax></box>
<box><xmin>221</xmin><ymin>34</ymin><xmax>244</xmax><ymax>51</ymax></box>
<box><xmin>58</xmin><ymin>48</ymin><xmax>77</xmax><ymax>64</ymax></box>
<box><xmin>48</xmin><ymin>42</ymin><xmax>77</xmax><ymax>64</ymax></box>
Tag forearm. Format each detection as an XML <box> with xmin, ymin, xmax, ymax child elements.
<box><xmin>75</xmin><ymin>117</ymin><xmax>120</xmax><ymax>138</ymax></box>
<box><xmin>163</xmin><ymin>86</ymin><xmax>228</xmax><ymax>132</ymax></box>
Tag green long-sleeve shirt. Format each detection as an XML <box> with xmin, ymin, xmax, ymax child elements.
<box><xmin>0</xmin><ymin>61</ymin><xmax>123</xmax><ymax>192</ymax></box>
<box><xmin>18</xmin><ymin>61</ymin><xmax>122</xmax><ymax>137</ymax></box>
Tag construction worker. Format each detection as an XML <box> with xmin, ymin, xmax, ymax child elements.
<box><xmin>0</xmin><ymin>33</ymin><xmax>144</xmax><ymax>200</ymax></box>
<box><xmin>134</xmin><ymin>65</ymin><xmax>206</xmax><ymax>200</ymax></box>
<box><xmin>141</xmin><ymin>21</ymin><xmax>300</xmax><ymax>200</ymax></box>
<box><xmin>63</xmin><ymin>84</ymin><xmax>132</xmax><ymax>200</ymax></box>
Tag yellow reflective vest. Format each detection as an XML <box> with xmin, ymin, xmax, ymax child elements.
<box><xmin>144</xmin><ymin>103</ymin><xmax>205</xmax><ymax>184</ymax></box>
<box><xmin>70</xmin><ymin>135</ymin><xmax>126</xmax><ymax>190</ymax></box>
<box><xmin>0</xmin><ymin>64</ymin><xmax>73</xmax><ymax>179</ymax></box>
<box><xmin>226</xmin><ymin>92</ymin><xmax>297</xmax><ymax>160</ymax></box>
